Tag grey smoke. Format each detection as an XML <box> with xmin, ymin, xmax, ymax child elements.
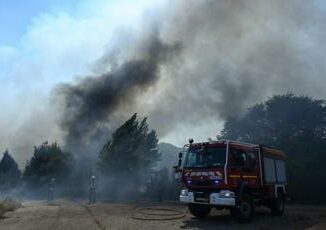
<box><xmin>57</xmin><ymin>0</ymin><xmax>326</xmax><ymax>152</ymax></box>
<box><xmin>55</xmin><ymin>28</ymin><xmax>181</xmax><ymax>152</ymax></box>
<box><xmin>2</xmin><ymin>0</ymin><xmax>326</xmax><ymax>162</ymax></box>
<box><xmin>146</xmin><ymin>0</ymin><xmax>326</xmax><ymax>136</ymax></box>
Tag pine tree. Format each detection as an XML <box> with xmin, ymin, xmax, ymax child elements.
<box><xmin>0</xmin><ymin>150</ymin><xmax>21</xmax><ymax>189</ymax></box>
<box><xmin>98</xmin><ymin>113</ymin><xmax>160</xmax><ymax>198</ymax></box>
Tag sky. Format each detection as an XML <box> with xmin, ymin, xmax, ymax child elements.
<box><xmin>1</xmin><ymin>0</ymin><xmax>77</xmax><ymax>45</ymax></box>
<box><xmin>0</xmin><ymin>0</ymin><xmax>197</xmax><ymax>165</ymax></box>
<box><xmin>1</xmin><ymin>0</ymin><xmax>326</xmax><ymax>166</ymax></box>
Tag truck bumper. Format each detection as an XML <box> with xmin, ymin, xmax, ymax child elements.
<box><xmin>180</xmin><ymin>192</ymin><xmax>235</xmax><ymax>207</ymax></box>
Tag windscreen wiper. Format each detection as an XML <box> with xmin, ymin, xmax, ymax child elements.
<box><xmin>206</xmin><ymin>163</ymin><xmax>222</xmax><ymax>168</ymax></box>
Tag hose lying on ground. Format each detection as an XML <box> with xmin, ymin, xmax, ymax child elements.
<box><xmin>71</xmin><ymin>199</ymin><xmax>107</xmax><ymax>230</ymax></box>
<box><xmin>131</xmin><ymin>203</ymin><xmax>186</xmax><ymax>221</ymax></box>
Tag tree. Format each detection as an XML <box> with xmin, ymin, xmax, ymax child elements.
<box><xmin>0</xmin><ymin>150</ymin><xmax>21</xmax><ymax>190</ymax></box>
<box><xmin>23</xmin><ymin>142</ymin><xmax>74</xmax><ymax>187</ymax></box>
<box><xmin>98</xmin><ymin>113</ymin><xmax>160</xmax><ymax>198</ymax></box>
<box><xmin>221</xmin><ymin>94</ymin><xmax>326</xmax><ymax>204</ymax></box>
<box><xmin>147</xmin><ymin>167</ymin><xmax>179</xmax><ymax>201</ymax></box>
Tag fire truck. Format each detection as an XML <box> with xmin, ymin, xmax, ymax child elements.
<box><xmin>176</xmin><ymin>139</ymin><xmax>287</xmax><ymax>223</ymax></box>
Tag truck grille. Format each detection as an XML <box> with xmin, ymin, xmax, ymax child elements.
<box><xmin>191</xmin><ymin>180</ymin><xmax>215</xmax><ymax>186</ymax></box>
<box><xmin>194</xmin><ymin>192</ymin><xmax>210</xmax><ymax>203</ymax></box>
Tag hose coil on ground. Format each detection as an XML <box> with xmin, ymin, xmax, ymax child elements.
<box><xmin>132</xmin><ymin>203</ymin><xmax>186</xmax><ymax>221</ymax></box>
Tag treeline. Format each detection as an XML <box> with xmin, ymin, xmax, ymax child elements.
<box><xmin>1</xmin><ymin>94</ymin><xmax>325</xmax><ymax>204</ymax></box>
<box><xmin>0</xmin><ymin>114</ymin><xmax>178</xmax><ymax>201</ymax></box>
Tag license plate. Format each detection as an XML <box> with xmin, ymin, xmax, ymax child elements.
<box><xmin>195</xmin><ymin>197</ymin><xmax>209</xmax><ymax>202</ymax></box>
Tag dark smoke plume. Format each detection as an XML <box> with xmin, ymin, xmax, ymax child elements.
<box><xmin>55</xmin><ymin>0</ymin><xmax>326</xmax><ymax>153</ymax></box>
<box><xmin>2</xmin><ymin>0</ymin><xmax>326</xmax><ymax>163</ymax></box>
<box><xmin>55</xmin><ymin>31</ymin><xmax>181</xmax><ymax>152</ymax></box>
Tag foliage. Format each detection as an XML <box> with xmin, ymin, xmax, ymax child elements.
<box><xmin>97</xmin><ymin>113</ymin><xmax>160</xmax><ymax>198</ymax></box>
<box><xmin>147</xmin><ymin>143</ymin><xmax>181</xmax><ymax>201</ymax></box>
<box><xmin>221</xmin><ymin>94</ymin><xmax>326</xmax><ymax>204</ymax></box>
<box><xmin>23</xmin><ymin>142</ymin><xmax>74</xmax><ymax>187</ymax></box>
<box><xmin>147</xmin><ymin>167</ymin><xmax>179</xmax><ymax>201</ymax></box>
<box><xmin>0</xmin><ymin>198</ymin><xmax>21</xmax><ymax>217</ymax></box>
<box><xmin>0</xmin><ymin>150</ymin><xmax>21</xmax><ymax>190</ymax></box>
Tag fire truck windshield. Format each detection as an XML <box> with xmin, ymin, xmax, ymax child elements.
<box><xmin>184</xmin><ymin>146</ymin><xmax>226</xmax><ymax>168</ymax></box>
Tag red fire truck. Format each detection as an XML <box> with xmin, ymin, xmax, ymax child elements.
<box><xmin>177</xmin><ymin>139</ymin><xmax>287</xmax><ymax>222</ymax></box>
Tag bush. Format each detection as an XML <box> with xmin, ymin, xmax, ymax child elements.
<box><xmin>0</xmin><ymin>198</ymin><xmax>21</xmax><ymax>217</ymax></box>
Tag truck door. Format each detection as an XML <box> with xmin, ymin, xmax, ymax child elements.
<box><xmin>243</xmin><ymin>149</ymin><xmax>260</xmax><ymax>188</ymax></box>
<box><xmin>229</xmin><ymin>148</ymin><xmax>260</xmax><ymax>188</ymax></box>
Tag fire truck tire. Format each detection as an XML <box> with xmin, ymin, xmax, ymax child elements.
<box><xmin>188</xmin><ymin>204</ymin><xmax>211</xmax><ymax>218</ymax></box>
<box><xmin>270</xmin><ymin>192</ymin><xmax>285</xmax><ymax>216</ymax></box>
<box><xmin>234</xmin><ymin>193</ymin><xmax>254</xmax><ymax>223</ymax></box>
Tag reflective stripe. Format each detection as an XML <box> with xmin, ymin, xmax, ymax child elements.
<box><xmin>243</xmin><ymin>175</ymin><xmax>258</xmax><ymax>179</ymax></box>
<box><xmin>230</xmin><ymin>175</ymin><xmax>241</xmax><ymax>178</ymax></box>
<box><xmin>229</xmin><ymin>175</ymin><xmax>257</xmax><ymax>178</ymax></box>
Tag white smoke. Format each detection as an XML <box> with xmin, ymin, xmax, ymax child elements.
<box><xmin>1</xmin><ymin>0</ymin><xmax>326</xmax><ymax>165</ymax></box>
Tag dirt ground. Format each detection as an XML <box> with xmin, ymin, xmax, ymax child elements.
<box><xmin>0</xmin><ymin>199</ymin><xmax>325</xmax><ymax>230</ymax></box>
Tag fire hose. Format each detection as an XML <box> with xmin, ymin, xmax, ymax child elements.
<box><xmin>131</xmin><ymin>203</ymin><xmax>186</xmax><ymax>221</ymax></box>
<box><xmin>74</xmin><ymin>199</ymin><xmax>185</xmax><ymax>223</ymax></box>
<box><xmin>71</xmin><ymin>199</ymin><xmax>107</xmax><ymax>230</ymax></box>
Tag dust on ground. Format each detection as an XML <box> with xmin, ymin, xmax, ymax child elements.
<box><xmin>0</xmin><ymin>200</ymin><xmax>325</xmax><ymax>230</ymax></box>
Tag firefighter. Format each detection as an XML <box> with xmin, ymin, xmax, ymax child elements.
<box><xmin>48</xmin><ymin>178</ymin><xmax>56</xmax><ymax>202</ymax></box>
<box><xmin>89</xmin><ymin>175</ymin><xmax>96</xmax><ymax>204</ymax></box>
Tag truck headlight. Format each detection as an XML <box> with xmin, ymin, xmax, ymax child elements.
<box><xmin>219</xmin><ymin>190</ymin><xmax>235</xmax><ymax>198</ymax></box>
<box><xmin>181</xmin><ymin>189</ymin><xmax>189</xmax><ymax>196</ymax></box>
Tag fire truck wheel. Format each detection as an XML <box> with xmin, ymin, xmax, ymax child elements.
<box><xmin>188</xmin><ymin>204</ymin><xmax>211</xmax><ymax>218</ymax></box>
<box><xmin>234</xmin><ymin>194</ymin><xmax>254</xmax><ymax>223</ymax></box>
<box><xmin>270</xmin><ymin>192</ymin><xmax>285</xmax><ymax>216</ymax></box>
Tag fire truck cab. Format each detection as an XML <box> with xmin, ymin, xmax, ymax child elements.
<box><xmin>177</xmin><ymin>139</ymin><xmax>287</xmax><ymax>223</ymax></box>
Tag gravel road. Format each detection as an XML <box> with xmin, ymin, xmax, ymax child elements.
<box><xmin>0</xmin><ymin>200</ymin><xmax>325</xmax><ymax>230</ymax></box>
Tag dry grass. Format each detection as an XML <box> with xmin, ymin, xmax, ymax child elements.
<box><xmin>0</xmin><ymin>198</ymin><xmax>21</xmax><ymax>218</ymax></box>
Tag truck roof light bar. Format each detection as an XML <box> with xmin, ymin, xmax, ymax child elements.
<box><xmin>218</xmin><ymin>139</ymin><xmax>259</xmax><ymax>147</ymax></box>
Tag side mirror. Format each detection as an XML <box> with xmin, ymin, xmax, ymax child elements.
<box><xmin>174</xmin><ymin>171</ymin><xmax>181</xmax><ymax>180</ymax></box>
<box><xmin>178</xmin><ymin>152</ymin><xmax>183</xmax><ymax>168</ymax></box>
